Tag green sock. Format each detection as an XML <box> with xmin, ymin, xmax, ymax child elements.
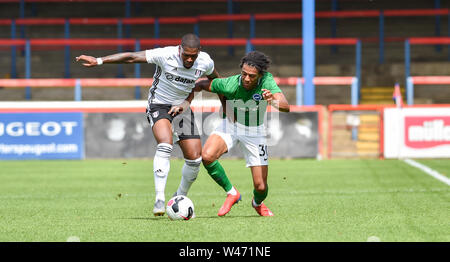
<box><xmin>204</xmin><ymin>160</ymin><xmax>233</xmax><ymax>192</ymax></box>
<box><xmin>253</xmin><ymin>186</ymin><xmax>268</xmax><ymax>205</ymax></box>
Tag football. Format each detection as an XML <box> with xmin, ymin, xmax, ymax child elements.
<box><xmin>166</xmin><ymin>195</ymin><xmax>195</xmax><ymax>220</ymax></box>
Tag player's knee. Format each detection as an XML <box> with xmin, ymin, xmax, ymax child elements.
<box><xmin>201</xmin><ymin>150</ymin><xmax>217</xmax><ymax>166</ymax></box>
<box><xmin>186</xmin><ymin>150</ymin><xmax>201</xmax><ymax>160</ymax></box>
<box><xmin>254</xmin><ymin>183</ymin><xmax>268</xmax><ymax>193</ymax></box>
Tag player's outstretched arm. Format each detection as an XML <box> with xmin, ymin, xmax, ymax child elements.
<box><xmin>194</xmin><ymin>78</ymin><xmax>213</xmax><ymax>92</ymax></box>
<box><xmin>262</xmin><ymin>89</ymin><xmax>290</xmax><ymax>112</ymax></box>
<box><xmin>76</xmin><ymin>51</ymin><xmax>147</xmax><ymax>67</ymax></box>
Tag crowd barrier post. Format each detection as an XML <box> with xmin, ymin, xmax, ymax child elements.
<box><xmin>117</xmin><ymin>19</ymin><xmax>124</xmax><ymax>78</ymax></box>
<box><xmin>11</xmin><ymin>19</ymin><xmax>17</xmax><ymax>79</ymax></box>
<box><xmin>227</xmin><ymin>0</ymin><xmax>235</xmax><ymax>56</ymax></box>
<box><xmin>296</xmin><ymin>78</ymin><xmax>302</xmax><ymax>106</ymax></box>
<box><xmin>379</xmin><ymin>11</ymin><xmax>384</xmax><ymax>64</ymax></box>
<box><xmin>134</xmin><ymin>39</ymin><xmax>141</xmax><ymax>100</ymax></box>
<box><xmin>355</xmin><ymin>39</ymin><xmax>362</xmax><ymax>96</ymax></box>
<box><xmin>404</xmin><ymin>39</ymin><xmax>410</xmax><ymax>100</ymax></box>
<box><xmin>25</xmin><ymin>39</ymin><xmax>31</xmax><ymax>100</ymax></box>
<box><xmin>64</xmin><ymin>19</ymin><xmax>71</xmax><ymax>78</ymax></box>
<box><xmin>125</xmin><ymin>0</ymin><xmax>131</xmax><ymax>38</ymax></box>
<box><xmin>154</xmin><ymin>18</ymin><xmax>160</xmax><ymax>48</ymax></box>
<box><xmin>406</xmin><ymin>77</ymin><xmax>414</xmax><ymax>105</ymax></box>
<box><xmin>74</xmin><ymin>79</ymin><xmax>81</xmax><ymax>101</ymax></box>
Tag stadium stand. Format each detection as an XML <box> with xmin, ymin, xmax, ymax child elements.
<box><xmin>0</xmin><ymin>0</ymin><xmax>448</xmax><ymax>105</ymax></box>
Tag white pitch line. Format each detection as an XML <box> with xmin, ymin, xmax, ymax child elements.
<box><xmin>403</xmin><ymin>158</ymin><xmax>450</xmax><ymax>186</ymax></box>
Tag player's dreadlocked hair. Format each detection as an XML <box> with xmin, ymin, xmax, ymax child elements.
<box><xmin>181</xmin><ymin>33</ymin><xmax>201</xmax><ymax>49</ymax></box>
<box><xmin>240</xmin><ymin>51</ymin><xmax>271</xmax><ymax>74</ymax></box>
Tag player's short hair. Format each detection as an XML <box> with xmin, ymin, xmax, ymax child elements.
<box><xmin>181</xmin><ymin>33</ymin><xmax>201</xmax><ymax>49</ymax></box>
<box><xmin>240</xmin><ymin>51</ymin><xmax>271</xmax><ymax>74</ymax></box>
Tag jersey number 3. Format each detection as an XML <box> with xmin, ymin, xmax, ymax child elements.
<box><xmin>259</xmin><ymin>144</ymin><xmax>268</xmax><ymax>161</ymax></box>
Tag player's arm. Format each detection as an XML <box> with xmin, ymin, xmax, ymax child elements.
<box><xmin>168</xmin><ymin>92</ymin><xmax>193</xmax><ymax>117</ymax></box>
<box><xmin>75</xmin><ymin>51</ymin><xmax>147</xmax><ymax>67</ymax></box>
<box><xmin>171</xmin><ymin>68</ymin><xmax>220</xmax><ymax>116</ymax></box>
<box><xmin>262</xmin><ymin>89</ymin><xmax>290</xmax><ymax>112</ymax></box>
<box><xmin>207</xmin><ymin>68</ymin><xmax>220</xmax><ymax>81</ymax></box>
<box><xmin>193</xmin><ymin>68</ymin><xmax>220</xmax><ymax>92</ymax></box>
<box><xmin>194</xmin><ymin>78</ymin><xmax>214</xmax><ymax>92</ymax></box>
<box><xmin>168</xmin><ymin>80</ymin><xmax>200</xmax><ymax>117</ymax></box>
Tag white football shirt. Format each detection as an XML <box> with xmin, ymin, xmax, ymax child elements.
<box><xmin>145</xmin><ymin>45</ymin><xmax>215</xmax><ymax>105</ymax></box>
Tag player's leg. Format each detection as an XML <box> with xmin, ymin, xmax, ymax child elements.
<box><xmin>176</xmin><ymin>137</ymin><xmax>202</xmax><ymax>196</ymax></box>
<box><xmin>151</xmin><ymin>118</ymin><xmax>173</xmax><ymax>216</ymax></box>
<box><xmin>240</xmin><ymin>136</ymin><xmax>273</xmax><ymax>216</ymax></box>
<box><xmin>202</xmin><ymin>133</ymin><xmax>233</xmax><ymax>192</ymax></box>
<box><xmin>249</xmin><ymin>165</ymin><xmax>273</xmax><ymax>216</ymax></box>
<box><xmin>202</xmin><ymin>133</ymin><xmax>241</xmax><ymax>216</ymax></box>
<box><xmin>147</xmin><ymin>104</ymin><xmax>175</xmax><ymax>216</ymax></box>
<box><xmin>172</xmin><ymin>109</ymin><xmax>202</xmax><ymax>197</ymax></box>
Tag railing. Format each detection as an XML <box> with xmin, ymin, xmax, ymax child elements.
<box><xmin>404</xmin><ymin>37</ymin><xmax>450</xmax><ymax>104</ymax></box>
<box><xmin>0</xmin><ymin>37</ymin><xmax>362</xmax><ymax>103</ymax></box>
<box><xmin>0</xmin><ymin>76</ymin><xmax>359</xmax><ymax>106</ymax></box>
<box><xmin>406</xmin><ymin>76</ymin><xmax>450</xmax><ymax>105</ymax></box>
<box><xmin>1</xmin><ymin>7</ymin><xmax>448</xmax><ymax>68</ymax></box>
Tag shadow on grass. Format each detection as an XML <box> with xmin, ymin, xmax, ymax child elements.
<box><xmin>124</xmin><ymin>214</ymin><xmax>260</xmax><ymax>220</ymax></box>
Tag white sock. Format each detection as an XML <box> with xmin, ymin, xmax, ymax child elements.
<box><xmin>252</xmin><ymin>198</ymin><xmax>261</xmax><ymax>207</ymax></box>
<box><xmin>176</xmin><ymin>157</ymin><xmax>202</xmax><ymax>196</ymax></box>
<box><xmin>227</xmin><ymin>186</ymin><xmax>237</xmax><ymax>196</ymax></box>
<box><xmin>153</xmin><ymin>143</ymin><xmax>172</xmax><ymax>202</ymax></box>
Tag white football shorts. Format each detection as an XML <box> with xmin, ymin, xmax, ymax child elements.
<box><xmin>211</xmin><ymin>119</ymin><xmax>268</xmax><ymax>167</ymax></box>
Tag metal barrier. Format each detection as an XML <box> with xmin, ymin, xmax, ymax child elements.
<box><xmin>1</xmin><ymin>6</ymin><xmax>448</xmax><ymax>66</ymax></box>
<box><xmin>0</xmin><ymin>37</ymin><xmax>362</xmax><ymax>103</ymax></box>
<box><xmin>0</xmin><ymin>76</ymin><xmax>359</xmax><ymax>106</ymax></box>
<box><xmin>404</xmin><ymin>37</ymin><xmax>450</xmax><ymax>104</ymax></box>
<box><xmin>406</xmin><ymin>76</ymin><xmax>450</xmax><ymax>105</ymax></box>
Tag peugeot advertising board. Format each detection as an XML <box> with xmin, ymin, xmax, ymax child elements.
<box><xmin>0</xmin><ymin>112</ymin><xmax>84</xmax><ymax>160</ymax></box>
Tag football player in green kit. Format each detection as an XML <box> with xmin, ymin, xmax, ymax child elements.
<box><xmin>195</xmin><ymin>51</ymin><xmax>290</xmax><ymax>217</ymax></box>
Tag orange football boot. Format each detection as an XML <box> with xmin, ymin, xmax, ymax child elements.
<box><xmin>252</xmin><ymin>199</ymin><xmax>274</xmax><ymax>217</ymax></box>
<box><xmin>218</xmin><ymin>190</ymin><xmax>241</xmax><ymax>216</ymax></box>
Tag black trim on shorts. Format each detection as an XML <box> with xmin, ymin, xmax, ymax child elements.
<box><xmin>146</xmin><ymin>103</ymin><xmax>200</xmax><ymax>140</ymax></box>
<box><xmin>146</xmin><ymin>104</ymin><xmax>174</xmax><ymax>125</ymax></box>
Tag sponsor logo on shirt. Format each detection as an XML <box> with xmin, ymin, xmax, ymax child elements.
<box><xmin>165</xmin><ymin>73</ymin><xmax>195</xmax><ymax>84</ymax></box>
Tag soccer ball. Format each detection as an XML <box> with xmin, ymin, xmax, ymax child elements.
<box><xmin>166</xmin><ymin>195</ymin><xmax>195</xmax><ymax>220</ymax></box>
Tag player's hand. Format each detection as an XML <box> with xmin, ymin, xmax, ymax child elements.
<box><xmin>168</xmin><ymin>100</ymin><xmax>190</xmax><ymax>117</ymax></box>
<box><xmin>75</xmin><ymin>55</ymin><xmax>98</xmax><ymax>67</ymax></box>
<box><xmin>262</xmin><ymin>89</ymin><xmax>273</xmax><ymax>102</ymax></box>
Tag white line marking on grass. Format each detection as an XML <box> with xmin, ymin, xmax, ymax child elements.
<box><xmin>403</xmin><ymin>159</ymin><xmax>450</xmax><ymax>186</ymax></box>
<box><xmin>67</xmin><ymin>236</ymin><xmax>80</xmax><ymax>242</ymax></box>
<box><xmin>367</xmin><ymin>236</ymin><xmax>381</xmax><ymax>242</ymax></box>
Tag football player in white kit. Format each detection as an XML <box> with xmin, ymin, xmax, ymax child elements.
<box><xmin>76</xmin><ymin>34</ymin><xmax>219</xmax><ymax>216</ymax></box>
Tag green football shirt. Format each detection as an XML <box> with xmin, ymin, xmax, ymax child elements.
<box><xmin>210</xmin><ymin>72</ymin><xmax>282</xmax><ymax>126</ymax></box>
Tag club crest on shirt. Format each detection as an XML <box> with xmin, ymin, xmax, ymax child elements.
<box><xmin>195</xmin><ymin>69</ymin><xmax>203</xmax><ymax>77</ymax></box>
<box><xmin>252</xmin><ymin>93</ymin><xmax>262</xmax><ymax>101</ymax></box>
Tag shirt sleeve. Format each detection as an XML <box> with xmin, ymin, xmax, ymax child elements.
<box><xmin>145</xmin><ymin>48</ymin><xmax>165</xmax><ymax>66</ymax></box>
<box><xmin>210</xmin><ymin>78</ymin><xmax>227</xmax><ymax>95</ymax></box>
<box><xmin>204</xmin><ymin>57</ymin><xmax>215</xmax><ymax>76</ymax></box>
<box><xmin>198</xmin><ymin>52</ymin><xmax>215</xmax><ymax>77</ymax></box>
<box><xmin>262</xmin><ymin>73</ymin><xmax>282</xmax><ymax>94</ymax></box>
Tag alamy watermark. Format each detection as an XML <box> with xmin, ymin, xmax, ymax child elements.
<box><xmin>174</xmin><ymin>91</ymin><xmax>283</xmax><ymax>146</ymax></box>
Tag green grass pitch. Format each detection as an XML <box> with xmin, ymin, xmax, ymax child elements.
<box><xmin>0</xmin><ymin>159</ymin><xmax>449</xmax><ymax>242</ymax></box>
